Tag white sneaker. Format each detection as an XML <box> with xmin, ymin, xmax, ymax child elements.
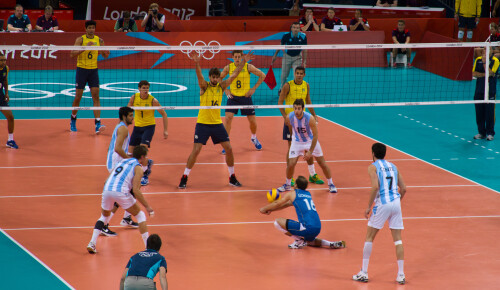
<box><xmin>288</xmin><ymin>239</ymin><xmax>307</xmax><ymax>249</ymax></box>
<box><xmin>486</xmin><ymin>135</ymin><xmax>494</xmax><ymax>141</ymax></box>
<box><xmin>473</xmin><ymin>134</ymin><xmax>485</xmax><ymax>139</ymax></box>
<box><xmin>329</xmin><ymin>240</ymin><xmax>345</xmax><ymax>249</ymax></box>
<box><xmin>353</xmin><ymin>271</ymin><xmax>368</xmax><ymax>282</ymax></box>
<box><xmin>277</xmin><ymin>183</ymin><xmax>292</xmax><ymax>192</ymax></box>
<box><xmin>328</xmin><ymin>184</ymin><xmax>338</xmax><ymax>193</ymax></box>
<box><xmin>396</xmin><ymin>273</ymin><xmax>406</xmax><ymax>284</ymax></box>
<box><xmin>87</xmin><ymin>242</ymin><xmax>97</xmax><ymax>254</ymax></box>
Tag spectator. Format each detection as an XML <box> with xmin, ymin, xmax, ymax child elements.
<box><xmin>455</xmin><ymin>0</ymin><xmax>481</xmax><ymax>42</ymax></box>
<box><xmin>39</xmin><ymin>0</ymin><xmax>59</xmax><ymax>9</ymax></box>
<box><xmin>35</xmin><ymin>5</ymin><xmax>59</xmax><ymax>31</ymax></box>
<box><xmin>7</xmin><ymin>4</ymin><xmax>32</xmax><ymax>32</ymax></box>
<box><xmin>493</xmin><ymin>0</ymin><xmax>500</xmax><ymax>18</ymax></box>
<box><xmin>289</xmin><ymin>0</ymin><xmax>302</xmax><ymax>16</ymax></box>
<box><xmin>474</xmin><ymin>22</ymin><xmax>500</xmax><ymax>59</ymax></box>
<box><xmin>320</xmin><ymin>8</ymin><xmax>343</xmax><ymax>31</ymax></box>
<box><xmin>391</xmin><ymin>20</ymin><xmax>412</xmax><ymax>68</ymax></box>
<box><xmin>299</xmin><ymin>7</ymin><xmax>319</xmax><ymax>32</ymax></box>
<box><xmin>141</xmin><ymin>3</ymin><xmax>165</xmax><ymax>32</ymax></box>
<box><xmin>119</xmin><ymin>234</ymin><xmax>168</xmax><ymax>290</ymax></box>
<box><xmin>114</xmin><ymin>11</ymin><xmax>138</xmax><ymax>32</ymax></box>
<box><xmin>349</xmin><ymin>9</ymin><xmax>370</xmax><ymax>31</ymax></box>
<box><xmin>376</xmin><ymin>0</ymin><xmax>398</xmax><ymax>7</ymax></box>
<box><xmin>472</xmin><ymin>48</ymin><xmax>499</xmax><ymax>141</ymax></box>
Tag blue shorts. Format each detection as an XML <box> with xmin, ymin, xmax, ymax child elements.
<box><xmin>286</xmin><ymin>219</ymin><xmax>321</xmax><ymax>242</ymax></box>
<box><xmin>0</xmin><ymin>93</ymin><xmax>8</xmax><ymax>107</ymax></box>
<box><xmin>75</xmin><ymin>67</ymin><xmax>99</xmax><ymax>90</ymax></box>
<box><xmin>225</xmin><ymin>95</ymin><xmax>255</xmax><ymax>115</ymax></box>
<box><xmin>194</xmin><ymin>123</ymin><xmax>229</xmax><ymax>145</ymax></box>
<box><xmin>458</xmin><ymin>16</ymin><xmax>477</xmax><ymax>29</ymax></box>
<box><xmin>130</xmin><ymin>125</ymin><xmax>156</xmax><ymax>147</ymax></box>
<box><xmin>283</xmin><ymin>123</ymin><xmax>292</xmax><ymax>141</ymax></box>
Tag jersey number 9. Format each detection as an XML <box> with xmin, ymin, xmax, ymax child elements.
<box><xmin>114</xmin><ymin>166</ymin><xmax>123</xmax><ymax>176</ymax></box>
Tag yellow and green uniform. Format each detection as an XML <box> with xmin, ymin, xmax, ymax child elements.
<box><xmin>77</xmin><ymin>34</ymin><xmax>100</xmax><ymax>69</ymax></box>
<box><xmin>197</xmin><ymin>82</ymin><xmax>223</xmax><ymax>124</ymax></box>
<box><xmin>285</xmin><ymin>80</ymin><xmax>308</xmax><ymax>115</ymax></box>
<box><xmin>132</xmin><ymin>93</ymin><xmax>156</xmax><ymax>127</ymax></box>
<box><xmin>229</xmin><ymin>62</ymin><xmax>250</xmax><ymax>96</ymax></box>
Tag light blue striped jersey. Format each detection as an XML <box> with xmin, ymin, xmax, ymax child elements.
<box><xmin>373</xmin><ymin>159</ymin><xmax>400</xmax><ymax>205</ymax></box>
<box><xmin>106</xmin><ymin>122</ymin><xmax>130</xmax><ymax>171</ymax></box>
<box><xmin>288</xmin><ymin>111</ymin><xmax>314</xmax><ymax>142</ymax></box>
<box><xmin>104</xmin><ymin>158</ymin><xmax>140</xmax><ymax>193</ymax></box>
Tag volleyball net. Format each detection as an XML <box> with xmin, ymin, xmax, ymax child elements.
<box><xmin>0</xmin><ymin>42</ymin><xmax>495</xmax><ymax>111</ymax></box>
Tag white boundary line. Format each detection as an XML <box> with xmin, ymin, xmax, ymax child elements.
<box><xmin>0</xmin><ymin>229</ymin><xmax>75</xmax><ymax>289</ymax></box>
<box><xmin>318</xmin><ymin>116</ymin><xmax>500</xmax><ymax>195</ymax></box>
<box><xmin>3</xmin><ymin>215</ymin><xmax>499</xmax><ymax>231</ymax></box>
<box><xmin>0</xmin><ymin>184</ymin><xmax>481</xmax><ymax>199</ymax></box>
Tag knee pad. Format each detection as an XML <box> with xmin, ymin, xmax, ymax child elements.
<box><xmin>274</xmin><ymin>220</ymin><xmax>288</xmax><ymax>234</ymax></box>
<box><xmin>135</xmin><ymin>211</ymin><xmax>146</xmax><ymax>224</ymax></box>
<box><xmin>394</xmin><ymin>240</ymin><xmax>403</xmax><ymax>246</ymax></box>
<box><xmin>458</xmin><ymin>30</ymin><xmax>464</xmax><ymax>39</ymax></box>
<box><xmin>467</xmin><ymin>30</ymin><xmax>473</xmax><ymax>39</ymax></box>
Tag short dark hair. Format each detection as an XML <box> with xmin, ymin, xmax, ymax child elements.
<box><xmin>305</xmin><ymin>8</ymin><xmax>313</xmax><ymax>12</ymax></box>
<box><xmin>15</xmin><ymin>4</ymin><xmax>23</xmax><ymax>10</ymax></box>
<box><xmin>293</xmin><ymin>98</ymin><xmax>305</xmax><ymax>108</ymax></box>
<box><xmin>133</xmin><ymin>145</ymin><xmax>148</xmax><ymax>159</ymax></box>
<box><xmin>398</xmin><ymin>19</ymin><xmax>405</xmax><ymax>25</ymax></box>
<box><xmin>0</xmin><ymin>52</ymin><xmax>5</xmax><ymax>58</ymax></box>
<box><xmin>296</xmin><ymin>176</ymin><xmax>308</xmax><ymax>190</ymax></box>
<box><xmin>146</xmin><ymin>234</ymin><xmax>162</xmax><ymax>251</ymax></box>
<box><xmin>209</xmin><ymin>67</ymin><xmax>220</xmax><ymax>77</ymax></box>
<box><xmin>295</xmin><ymin>66</ymin><xmax>305</xmax><ymax>73</ymax></box>
<box><xmin>138</xmin><ymin>80</ymin><xmax>150</xmax><ymax>88</ymax></box>
<box><xmin>232</xmin><ymin>50</ymin><xmax>243</xmax><ymax>56</ymax></box>
<box><xmin>85</xmin><ymin>20</ymin><xmax>97</xmax><ymax>28</ymax></box>
<box><xmin>328</xmin><ymin>8</ymin><xmax>335</xmax><ymax>12</ymax></box>
<box><xmin>119</xmin><ymin>106</ymin><xmax>134</xmax><ymax>120</ymax></box>
<box><xmin>291</xmin><ymin>22</ymin><xmax>300</xmax><ymax>27</ymax></box>
<box><xmin>372</xmin><ymin>143</ymin><xmax>387</xmax><ymax>159</ymax></box>
<box><xmin>356</xmin><ymin>9</ymin><xmax>362</xmax><ymax>14</ymax></box>
<box><xmin>123</xmin><ymin>11</ymin><xmax>131</xmax><ymax>18</ymax></box>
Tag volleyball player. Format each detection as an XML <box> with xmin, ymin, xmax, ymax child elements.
<box><xmin>87</xmin><ymin>146</ymin><xmax>154</xmax><ymax>254</ymax></box>
<box><xmin>0</xmin><ymin>53</ymin><xmax>18</xmax><ymax>149</ymax></box>
<box><xmin>219</xmin><ymin>50</ymin><xmax>266</xmax><ymax>154</ymax></box>
<box><xmin>277</xmin><ymin>99</ymin><xmax>337</xmax><ymax>193</ymax></box>
<box><xmin>260</xmin><ymin>176</ymin><xmax>345</xmax><ymax>249</ymax></box>
<box><xmin>278</xmin><ymin>66</ymin><xmax>323</xmax><ymax>185</ymax></box>
<box><xmin>69</xmin><ymin>20</ymin><xmax>109</xmax><ymax>133</ymax></box>
<box><xmin>127</xmin><ymin>80</ymin><xmax>168</xmax><ymax>186</ymax></box>
<box><xmin>352</xmin><ymin>143</ymin><xmax>407</xmax><ymax>284</ymax></box>
<box><xmin>178</xmin><ymin>51</ymin><xmax>253</xmax><ymax>189</ymax></box>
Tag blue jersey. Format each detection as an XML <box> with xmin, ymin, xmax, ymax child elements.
<box><xmin>289</xmin><ymin>111</ymin><xmax>313</xmax><ymax>142</ymax></box>
<box><xmin>104</xmin><ymin>158</ymin><xmax>139</xmax><ymax>193</ymax></box>
<box><xmin>292</xmin><ymin>189</ymin><xmax>321</xmax><ymax>229</ymax></box>
<box><xmin>106</xmin><ymin>122</ymin><xmax>130</xmax><ymax>171</ymax></box>
<box><xmin>126</xmin><ymin>249</ymin><xmax>167</xmax><ymax>279</ymax></box>
<box><xmin>280</xmin><ymin>31</ymin><xmax>307</xmax><ymax>57</ymax></box>
<box><xmin>373</xmin><ymin>159</ymin><xmax>400</xmax><ymax>205</ymax></box>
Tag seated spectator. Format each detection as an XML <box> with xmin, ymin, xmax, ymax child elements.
<box><xmin>141</xmin><ymin>3</ymin><xmax>165</xmax><ymax>32</ymax></box>
<box><xmin>114</xmin><ymin>11</ymin><xmax>138</xmax><ymax>32</ymax></box>
<box><xmin>288</xmin><ymin>0</ymin><xmax>302</xmax><ymax>17</ymax></box>
<box><xmin>299</xmin><ymin>7</ymin><xmax>319</xmax><ymax>32</ymax></box>
<box><xmin>392</xmin><ymin>20</ymin><xmax>412</xmax><ymax>68</ymax></box>
<box><xmin>7</xmin><ymin>4</ymin><xmax>32</xmax><ymax>32</ymax></box>
<box><xmin>320</xmin><ymin>8</ymin><xmax>343</xmax><ymax>31</ymax></box>
<box><xmin>377</xmin><ymin>0</ymin><xmax>398</xmax><ymax>7</ymax></box>
<box><xmin>349</xmin><ymin>9</ymin><xmax>370</xmax><ymax>31</ymax></box>
<box><xmin>35</xmin><ymin>5</ymin><xmax>59</xmax><ymax>31</ymax></box>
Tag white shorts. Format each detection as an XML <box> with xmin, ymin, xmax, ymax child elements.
<box><xmin>289</xmin><ymin>140</ymin><xmax>323</xmax><ymax>159</ymax></box>
<box><xmin>107</xmin><ymin>153</ymin><xmax>124</xmax><ymax>173</ymax></box>
<box><xmin>101</xmin><ymin>190</ymin><xmax>136</xmax><ymax>211</ymax></box>
<box><xmin>368</xmin><ymin>198</ymin><xmax>404</xmax><ymax>230</ymax></box>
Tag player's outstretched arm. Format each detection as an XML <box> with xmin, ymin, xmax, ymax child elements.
<box><xmin>4</xmin><ymin>66</ymin><xmax>9</xmax><ymax>102</ymax></box>
<box><xmin>192</xmin><ymin>53</ymin><xmax>208</xmax><ymax>91</ymax></box>
<box><xmin>397</xmin><ymin>170</ymin><xmax>407</xmax><ymax>199</ymax></box>
<box><xmin>70</xmin><ymin>37</ymin><xmax>84</xmax><ymax>58</ymax></box>
<box><xmin>278</xmin><ymin>83</ymin><xmax>290</xmax><ymax>118</ymax></box>
<box><xmin>260</xmin><ymin>191</ymin><xmax>294</xmax><ymax>214</ymax></box>
<box><xmin>153</xmin><ymin>98</ymin><xmax>168</xmax><ymax>139</ymax></box>
<box><xmin>132</xmin><ymin>166</ymin><xmax>154</xmax><ymax>215</ymax></box>
<box><xmin>220</xmin><ymin>65</ymin><xmax>232</xmax><ymax>98</ymax></box>
<box><xmin>246</xmin><ymin>64</ymin><xmax>266</xmax><ymax>97</ymax></box>
<box><xmin>99</xmin><ymin>38</ymin><xmax>110</xmax><ymax>58</ymax></box>
<box><xmin>365</xmin><ymin>165</ymin><xmax>379</xmax><ymax>218</ymax></box>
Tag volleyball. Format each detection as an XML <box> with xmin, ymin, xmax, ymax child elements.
<box><xmin>266</xmin><ymin>188</ymin><xmax>281</xmax><ymax>203</ymax></box>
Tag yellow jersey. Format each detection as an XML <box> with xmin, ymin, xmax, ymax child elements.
<box><xmin>132</xmin><ymin>93</ymin><xmax>156</xmax><ymax>127</ymax></box>
<box><xmin>77</xmin><ymin>35</ymin><xmax>100</xmax><ymax>69</ymax></box>
<box><xmin>284</xmin><ymin>80</ymin><xmax>308</xmax><ymax>115</ymax></box>
<box><xmin>229</xmin><ymin>62</ymin><xmax>250</xmax><ymax>96</ymax></box>
<box><xmin>197</xmin><ymin>82</ymin><xmax>223</xmax><ymax>124</ymax></box>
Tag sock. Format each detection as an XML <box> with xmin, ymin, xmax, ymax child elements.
<box><xmin>228</xmin><ymin>166</ymin><xmax>235</xmax><ymax>175</ymax></box>
<box><xmin>251</xmin><ymin>134</ymin><xmax>257</xmax><ymax>140</ymax></box>
<box><xmin>321</xmin><ymin>239</ymin><xmax>331</xmax><ymax>247</ymax></box>
<box><xmin>308</xmin><ymin>165</ymin><xmax>316</xmax><ymax>176</ymax></box>
<box><xmin>327</xmin><ymin>178</ymin><xmax>333</xmax><ymax>185</ymax></box>
<box><xmin>108</xmin><ymin>212</ymin><xmax>114</xmax><ymax>222</ymax></box>
<box><xmin>90</xmin><ymin>229</ymin><xmax>101</xmax><ymax>244</ymax></box>
<box><xmin>141</xmin><ymin>232</ymin><xmax>149</xmax><ymax>247</ymax></box>
<box><xmin>123</xmin><ymin>211</ymin><xmax>131</xmax><ymax>219</ymax></box>
<box><xmin>183</xmin><ymin>168</ymin><xmax>191</xmax><ymax>176</ymax></box>
<box><xmin>95</xmin><ymin>118</ymin><xmax>101</xmax><ymax>122</ymax></box>
<box><xmin>362</xmin><ymin>242</ymin><xmax>373</xmax><ymax>273</ymax></box>
<box><xmin>397</xmin><ymin>260</ymin><xmax>404</xmax><ymax>275</ymax></box>
<box><xmin>71</xmin><ymin>114</ymin><xmax>77</xmax><ymax>119</ymax></box>
<box><xmin>8</xmin><ymin>134</ymin><xmax>13</xmax><ymax>141</ymax></box>
<box><xmin>291</xmin><ymin>235</ymin><xmax>302</xmax><ymax>241</ymax></box>
<box><xmin>286</xmin><ymin>178</ymin><xmax>291</xmax><ymax>186</ymax></box>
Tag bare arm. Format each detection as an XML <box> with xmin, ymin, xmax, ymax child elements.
<box><xmin>119</xmin><ymin>268</ymin><xmax>128</xmax><ymax>290</ymax></box>
<box><xmin>141</xmin><ymin>13</ymin><xmax>150</xmax><ymax>28</ymax></box>
<box><xmin>153</xmin><ymin>98</ymin><xmax>168</xmax><ymax>139</ymax></box>
<box><xmin>246</xmin><ymin>64</ymin><xmax>266</xmax><ymax>97</ymax></box>
<box><xmin>307</xmin><ymin>117</ymin><xmax>318</xmax><ymax>154</ymax></box>
<box><xmin>35</xmin><ymin>24</ymin><xmax>44</xmax><ymax>30</ymax></box>
<box><xmin>278</xmin><ymin>83</ymin><xmax>290</xmax><ymax>118</ymax></box>
<box><xmin>365</xmin><ymin>164</ymin><xmax>379</xmax><ymax>218</ymax></box>
<box><xmin>159</xmin><ymin>267</ymin><xmax>168</xmax><ymax>290</ymax></box>
<box><xmin>405</xmin><ymin>36</ymin><xmax>410</xmax><ymax>45</ymax></box>
<box><xmin>350</xmin><ymin>21</ymin><xmax>361</xmax><ymax>31</ymax></box>
<box><xmin>391</xmin><ymin>0</ymin><xmax>398</xmax><ymax>7</ymax></box>
<box><xmin>70</xmin><ymin>37</ymin><xmax>84</xmax><ymax>58</ymax></box>
<box><xmin>312</xmin><ymin>21</ymin><xmax>319</xmax><ymax>31</ymax></box>
<box><xmin>114</xmin><ymin>126</ymin><xmax>130</xmax><ymax>159</ymax></box>
<box><xmin>321</xmin><ymin>23</ymin><xmax>332</xmax><ymax>31</ymax></box>
<box><xmin>271</xmin><ymin>50</ymin><xmax>280</xmax><ymax>65</ymax></box>
<box><xmin>7</xmin><ymin>24</ymin><xmax>20</xmax><ymax>31</ymax></box>
<box><xmin>221</xmin><ymin>52</ymin><xmax>254</xmax><ymax>90</ymax></box>
<box><xmin>192</xmin><ymin>54</ymin><xmax>208</xmax><ymax>91</ymax></box>
<box><xmin>132</xmin><ymin>166</ymin><xmax>153</xmax><ymax>214</ymax></box>
<box><xmin>392</xmin><ymin>36</ymin><xmax>399</xmax><ymax>44</ymax></box>
<box><xmin>495</xmin><ymin>0</ymin><xmax>500</xmax><ymax>17</ymax></box>
<box><xmin>3</xmin><ymin>67</ymin><xmax>8</xmax><ymax>102</ymax></box>
<box><xmin>260</xmin><ymin>191</ymin><xmax>294</xmax><ymax>214</ymax></box>
<box><xmin>99</xmin><ymin>38</ymin><xmax>110</xmax><ymax>58</ymax></box>
<box><xmin>156</xmin><ymin>15</ymin><xmax>164</xmax><ymax>30</ymax></box>
<box><xmin>397</xmin><ymin>170</ymin><xmax>407</xmax><ymax>199</ymax></box>
<box><xmin>302</xmin><ymin>49</ymin><xmax>307</xmax><ymax>67</ymax></box>
<box><xmin>26</xmin><ymin>23</ymin><xmax>32</xmax><ymax>31</ymax></box>
<box><xmin>220</xmin><ymin>65</ymin><xmax>232</xmax><ymax>97</ymax></box>
<box><xmin>305</xmin><ymin>83</ymin><xmax>317</xmax><ymax>120</ymax></box>
<box><xmin>127</xmin><ymin>95</ymin><xmax>135</xmax><ymax>107</ymax></box>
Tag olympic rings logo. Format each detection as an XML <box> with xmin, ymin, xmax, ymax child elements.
<box><xmin>8</xmin><ymin>82</ymin><xmax>187</xmax><ymax>100</ymax></box>
<box><xmin>180</xmin><ymin>40</ymin><xmax>221</xmax><ymax>60</ymax></box>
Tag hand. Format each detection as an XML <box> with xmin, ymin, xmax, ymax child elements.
<box><xmin>303</xmin><ymin>150</ymin><xmax>312</xmax><ymax>161</ymax></box>
<box><xmin>86</xmin><ymin>41</ymin><xmax>95</xmax><ymax>46</ymax></box>
<box><xmin>191</xmin><ymin>52</ymin><xmax>200</xmax><ymax>63</ymax></box>
<box><xmin>284</xmin><ymin>117</ymin><xmax>291</xmax><ymax>127</ymax></box>
<box><xmin>364</xmin><ymin>207</ymin><xmax>371</xmax><ymax>219</ymax></box>
<box><xmin>454</xmin><ymin>13</ymin><xmax>458</xmax><ymax>21</ymax></box>
<box><xmin>148</xmin><ymin>10</ymin><xmax>153</xmax><ymax>16</ymax></box>
<box><xmin>243</xmin><ymin>51</ymin><xmax>255</xmax><ymax>63</ymax></box>
<box><xmin>163</xmin><ymin>131</ymin><xmax>168</xmax><ymax>139</ymax></box>
<box><xmin>225</xmin><ymin>90</ymin><xmax>233</xmax><ymax>99</ymax></box>
<box><xmin>401</xmin><ymin>48</ymin><xmax>406</xmax><ymax>52</ymax></box>
<box><xmin>302</xmin><ymin>62</ymin><xmax>307</xmax><ymax>68</ymax></box>
<box><xmin>147</xmin><ymin>207</ymin><xmax>155</xmax><ymax>217</ymax></box>
<box><xmin>271</xmin><ymin>57</ymin><xmax>276</xmax><ymax>65</ymax></box>
<box><xmin>245</xmin><ymin>88</ymin><xmax>255</xmax><ymax>98</ymax></box>
<box><xmin>5</xmin><ymin>93</ymin><xmax>9</xmax><ymax>103</ymax></box>
<box><xmin>260</xmin><ymin>207</ymin><xmax>271</xmax><ymax>215</ymax></box>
